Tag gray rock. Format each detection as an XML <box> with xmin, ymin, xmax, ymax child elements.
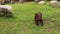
<box><xmin>0</xmin><ymin>5</ymin><xmax>12</xmax><ymax>17</ymax></box>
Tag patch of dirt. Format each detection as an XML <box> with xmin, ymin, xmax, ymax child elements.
<box><xmin>47</xmin><ymin>27</ymin><xmax>52</xmax><ymax>32</ymax></box>
<box><xmin>43</xmin><ymin>13</ymin><xmax>60</xmax><ymax>32</ymax></box>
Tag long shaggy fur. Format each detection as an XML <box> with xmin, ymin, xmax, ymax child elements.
<box><xmin>35</xmin><ymin>12</ymin><xmax>43</xmax><ymax>26</ymax></box>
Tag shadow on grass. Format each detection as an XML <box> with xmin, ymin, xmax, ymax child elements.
<box><xmin>0</xmin><ymin>15</ymin><xmax>17</xmax><ymax>22</ymax></box>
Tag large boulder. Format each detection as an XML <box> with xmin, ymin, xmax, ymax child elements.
<box><xmin>50</xmin><ymin>0</ymin><xmax>57</xmax><ymax>7</ymax></box>
<box><xmin>50</xmin><ymin>0</ymin><xmax>57</xmax><ymax>3</ymax></box>
<box><xmin>50</xmin><ymin>1</ymin><xmax>60</xmax><ymax>8</ymax></box>
<box><xmin>0</xmin><ymin>5</ymin><xmax>12</xmax><ymax>17</ymax></box>
<box><xmin>38</xmin><ymin>1</ymin><xmax>46</xmax><ymax>5</ymax></box>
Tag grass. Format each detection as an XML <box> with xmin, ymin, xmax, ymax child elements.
<box><xmin>0</xmin><ymin>2</ymin><xmax>60</xmax><ymax>34</ymax></box>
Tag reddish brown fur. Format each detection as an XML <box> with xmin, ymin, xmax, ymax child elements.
<box><xmin>35</xmin><ymin>12</ymin><xmax>43</xmax><ymax>26</ymax></box>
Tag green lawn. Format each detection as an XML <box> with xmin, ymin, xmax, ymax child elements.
<box><xmin>0</xmin><ymin>2</ymin><xmax>60</xmax><ymax>34</ymax></box>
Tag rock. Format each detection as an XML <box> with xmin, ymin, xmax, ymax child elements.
<box><xmin>0</xmin><ymin>5</ymin><xmax>12</xmax><ymax>17</ymax></box>
<box><xmin>38</xmin><ymin>1</ymin><xmax>46</xmax><ymax>5</ymax></box>
<box><xmin>50</xmin><ymin>1</ymin><xmax>60</xmax><ymax>8</ymax></box>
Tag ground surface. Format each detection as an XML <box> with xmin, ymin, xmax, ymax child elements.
<box><xmin>0</xmin><ymin>2</ymin><xmax>60</xmax><ymax>34</ymax></box>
